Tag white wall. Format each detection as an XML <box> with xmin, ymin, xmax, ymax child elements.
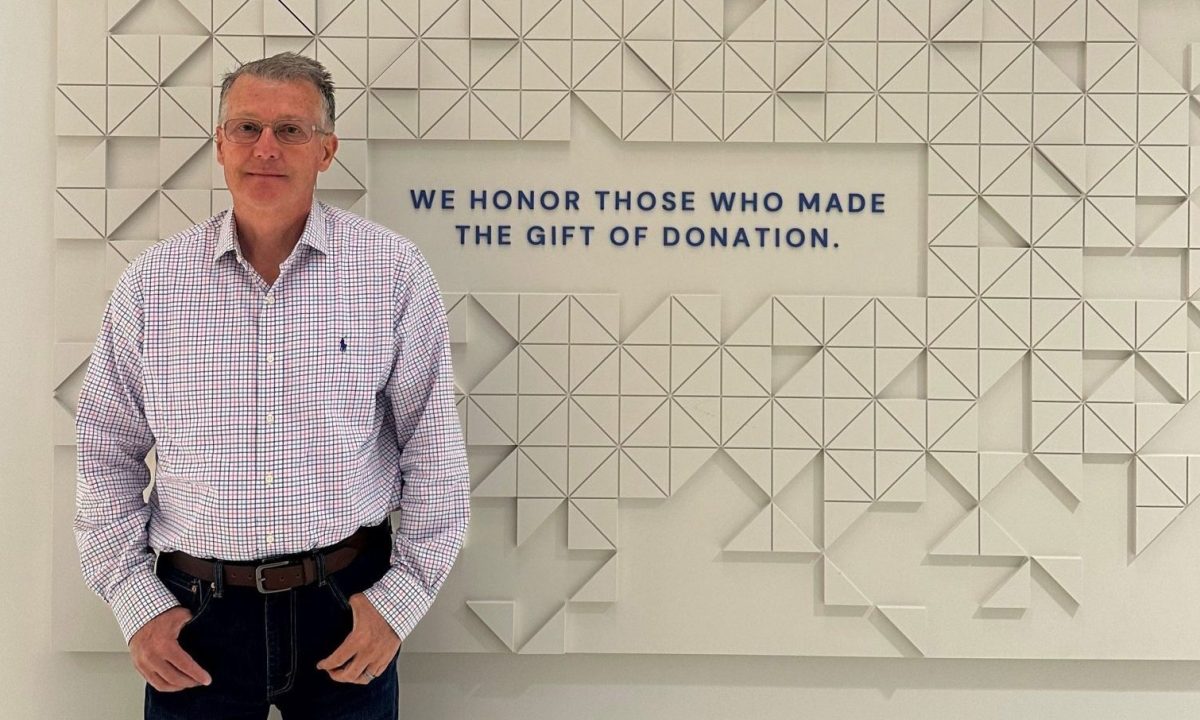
<box><xmin>9</xmin><ymin>0</ymin><xmax>1200</xmax><ymax>716</ymax></box>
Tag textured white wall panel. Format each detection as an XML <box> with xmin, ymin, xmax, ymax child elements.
<box><xmin>51</xmin><ymin>0</ymin><xmax>1200</xmax><ymax>660</ymax></box>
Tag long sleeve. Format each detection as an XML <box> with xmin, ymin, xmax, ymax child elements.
<box><xmin>74</xmin><ymin>265</ymin><xmax>179</xmax><ymax>644</ymax></box>
<box><xmin>362</xmin><ymin>251</ymin><xmax>470</xmax><ymax>641</ymax></box>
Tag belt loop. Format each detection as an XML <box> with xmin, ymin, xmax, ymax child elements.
<box><xmin>212</xmin><ymin>559</ymin><xmax>225</xmax><ymax>598</ymax></box>
<box><xmin>315</xmin><ymin>551</ymin><xmax>328</xmax><ymax>587</ymax></box>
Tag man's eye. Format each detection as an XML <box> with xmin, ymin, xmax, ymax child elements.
<box><xmin>235</xmin><ymin>122</ymin><xmax>259</xmax><ymax>134</ymax></box>
<box><xmin>278</xmin><ymin>124</ymin><xmax>304</xmax><ymax>137</ymax></box>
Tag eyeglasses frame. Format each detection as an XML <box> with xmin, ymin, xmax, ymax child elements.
<box><xmin>218</xmin><ymin>117</ymin><xmax>334</xmax><ymax>145</ymax></box>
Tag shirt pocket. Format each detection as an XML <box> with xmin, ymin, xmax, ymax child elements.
<box><xmin>329</xmin><ymin>329</ymin><xmax>393</xmax><ymax>452</ymax></box>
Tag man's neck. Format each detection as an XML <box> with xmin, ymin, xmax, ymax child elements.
<box><xmin>233</xmin><ymin>201</ymin><xmax>312</xmax><ymax>265</ymax></box>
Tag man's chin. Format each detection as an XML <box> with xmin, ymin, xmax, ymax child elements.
<box><xmin>232</xmin><ymin>188</ymin><xmax>286</xmax><ymax>209</ymax></box>
<box><xmin>236</xmin><ymin>179</ymin><xmax>291</xmax><ymax>200</ymax></box>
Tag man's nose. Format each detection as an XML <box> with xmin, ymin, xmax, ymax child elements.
<box><xmin>252</xmin><ymin>125</ymin><xmax>283</xmax><ymax>158</ymax></box>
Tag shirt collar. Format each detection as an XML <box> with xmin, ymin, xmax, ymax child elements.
<box><xmin>212</xmin><ymin>197</ymin><xmax>330</xmax><ymax>265</ymax></box>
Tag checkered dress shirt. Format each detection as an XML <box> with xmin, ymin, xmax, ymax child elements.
<box><xmin>74</xmin><ymin>199</ymin><xmax>470</xmax><ymax>644</ymax></box>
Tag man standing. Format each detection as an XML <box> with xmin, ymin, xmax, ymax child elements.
<box><xmin>74</xmin><ymin>53</ymin><xmax>470</xmax><ymax>719</ymax></box>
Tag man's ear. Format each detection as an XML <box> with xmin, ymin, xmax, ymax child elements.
<box><xmin>318</xmin><ymin>133</ymin><xmax>339</xmax><ymax>172</ymax></box>
<box><xmin>215</xmin><ymin>127</ymin><xmax>226</xmax><ymax>167</ymax></box>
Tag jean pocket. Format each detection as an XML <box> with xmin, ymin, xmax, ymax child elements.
<box><xmin>158</xmin><ymin>565</ymin><xmax>214</xmax><ymax>627</ymax></box>
<box><xmin>325</xmin><ymin>574</ymin><xmax>352</xmax><ymax>612</ymax></box>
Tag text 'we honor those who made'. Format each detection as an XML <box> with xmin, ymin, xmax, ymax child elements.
<box><xmin>411</xmin><ymin>189</ymin><xmax>887</xmax><ymax>249</ymax></box>
<box><xmin>410</xmin><ymin>188</ymin><xmax>887</xmax><ymax>214</ymax></box>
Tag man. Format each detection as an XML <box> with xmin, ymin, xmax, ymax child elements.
<box><xmin>74</xmin><ymin>52</ymin><xmax>470</xmax><ymax>719</ymax></box>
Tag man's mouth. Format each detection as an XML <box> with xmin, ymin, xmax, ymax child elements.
<box><xmin>247</xmin><ymin>172</ymin><xmax>286</xmax><ymax>177</ymax></box>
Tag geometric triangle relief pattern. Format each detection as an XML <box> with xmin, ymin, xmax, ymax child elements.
<box><xmin>56</xmin><ymin>0</ymin><xmax>1200</xmax><ymax>658</ymax></box>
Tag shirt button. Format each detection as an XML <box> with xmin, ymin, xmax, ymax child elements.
<box><xmin>266</xmin><ymin>352</ymin><xmax>275</xmax><ymax>364</ymax></box>
<box><xmin>265</xmin><ymin>472</ymin><xmax>274</xmax><ymax>485</ymax></box>
<box><xmin>266</xmin><ymin>534</ymin><xmax>275</xmax><ymax>544</ymax></box>
<box><xmin>265</xmin><ymin>294</ymin><xmax>275</xmax><ymax>305</ymax></box>
<box><xmin>266</xmin><ymin>413</ymin><xmax>275</xmax><ymax>425</ymax></box>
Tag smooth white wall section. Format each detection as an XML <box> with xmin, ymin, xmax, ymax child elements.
<box><xmin>395</xmin><ymin>654</ymin><xmax>1200</xmax><ymax>720</ymax></box>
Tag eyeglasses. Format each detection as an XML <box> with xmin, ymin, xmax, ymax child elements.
<box><xmin>220</xmin><ymin>118</ymin><xmax>331</xmax><ymax>145</ymax></box>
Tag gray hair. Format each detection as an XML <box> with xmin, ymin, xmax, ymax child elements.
<box><xmin>218</xmin><ymin>52</ymin><xmax>336</xmax><ymax>131</ymax></box>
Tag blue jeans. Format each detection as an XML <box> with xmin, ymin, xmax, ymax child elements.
<box><xmin>145</xmin><ymin>527</ymin><xmax>399</xmax><ymax>719</ymax></box>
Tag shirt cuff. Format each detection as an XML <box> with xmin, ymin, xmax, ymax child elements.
<box><xmin>362</xmin><ymin>568</ymin><xmax>433</xmax><ymax>642</ymax></box>
<box><xmin>111</xmin><ymin>569</ymin><xmax>181</xmax><ymax>645</ymax></box>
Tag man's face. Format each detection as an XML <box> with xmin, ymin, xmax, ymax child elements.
<box><xmin>216</xmin><ymin>75</ymin><xmax>338</xmax><ymax>212</ymax></box>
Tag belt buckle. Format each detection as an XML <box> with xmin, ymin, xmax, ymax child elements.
<box><xmin>255</xmin><ymin>560</ymin><xmax>294</xmax><ymax>594</ymax></box>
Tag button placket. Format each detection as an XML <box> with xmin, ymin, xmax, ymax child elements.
<box><xmin>258</xmin><ymin>287</ymin><xmax>283</xmax><ymax>551</ymax></box>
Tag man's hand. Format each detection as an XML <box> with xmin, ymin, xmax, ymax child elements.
<box><xmin>129</xmin><ymin>606</ymin><xmax>212</xmax><ymax>692</ymax></box>
<box><xmin>317</xmin><ymin>593</ymin><xmax>401</xmax><ymax>683</ymax></box>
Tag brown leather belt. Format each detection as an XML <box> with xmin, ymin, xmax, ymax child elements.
<box><xmin>158</xmin><ymin>525</ymin><xmax>376</xmax><ymax>594</ymax></box>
